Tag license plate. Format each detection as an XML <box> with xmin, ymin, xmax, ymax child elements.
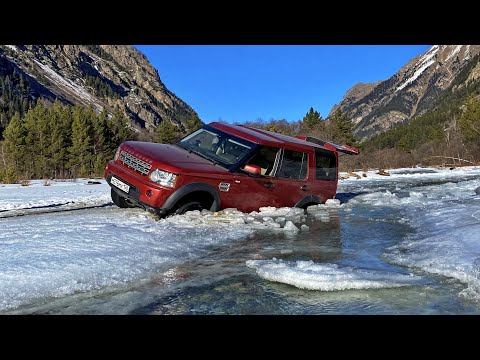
<box><xmin>111</xmin><ymin>176</ymin><xmax>130</xmax><ymax>193</ymax></box>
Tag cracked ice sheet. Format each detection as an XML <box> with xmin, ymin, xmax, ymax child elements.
<box><xmin>246</xmin><ymin>259</ymin><xmax>423</xmax><ymax>291</ymax></box>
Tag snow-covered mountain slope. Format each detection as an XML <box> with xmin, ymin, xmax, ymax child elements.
<box><xmin>330</xmin><ymin>45</ymin><xmax>480</xmax><ymax>139</ymax></box>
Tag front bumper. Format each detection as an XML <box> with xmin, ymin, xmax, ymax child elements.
<box><xmin>105</xmin><ymin>161</ymin><xmax>174</xmax><ymax>216</ymax></box>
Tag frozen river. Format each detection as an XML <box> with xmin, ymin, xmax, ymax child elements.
<box><xmin>1</xmin><ymin>166</ymin><xmax>480</xmax><ymax>314</ymax></box>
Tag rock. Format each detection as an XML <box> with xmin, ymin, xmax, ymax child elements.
<box><xmin>376</xmin><ymin>169</ymin><xmax>390</xmax><ymax>176</ymax></box>
<box><xmin>475</xmin><ymin>186</ymin><xmax>480</xmax><ymax>195</ymax></box>
<box><xmin>331</xmin><ymin>45</ymin><xmax>480</xmax><ymax>140</ymax></box>
<box><xmin>0</xmin><ymin>45</ymin><xmax>196</xmax><ymax>132</ymax></box>
<box><xmin>87</xmin><ymin>181</ymin><xmax>102</xmax><ymax>185</ymax></box>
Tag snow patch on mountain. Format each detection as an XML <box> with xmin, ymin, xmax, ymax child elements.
<box><xmin>33</xmin><ymin>60</ymin><xmax>102</xmax><ymax>112</ymax></box>
<box><xmin>396</xmin><ymin>45</ymin><xmax>439</xmax><ymax>92</ymax></box>
<box><xmin>396</xmin><ymin>59</ymin><xmax>435</xmax><ymax>92</ymax></box>
<box><xmin>5</xmin><ymin>45</ymin><xmax>18</xmax><ymax>53</ymax></box>
<box><xmin>446</xmin><ymin>45</ymin><xmax>462</xmax><ymax>62</ymax></box>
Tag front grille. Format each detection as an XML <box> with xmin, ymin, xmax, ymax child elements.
<box><xmin>120</xmin><ymin>151</ymin><xmax>152</xmax><ymax>175</ymax></box>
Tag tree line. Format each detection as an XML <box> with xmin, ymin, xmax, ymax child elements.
<box><xmin>0</xmin><ymin>99</ymin><xmax>204</xmax><ymax>183</ymax></box>
<box><xmin>358</xmin><ymin>94</ymin><xmax>480</xmax><ymax>170</ymax></box>
<box><xmin>1</xmin><ymin>100</ymin><xmax>133</xmax><ymax>181</ymax></box>
<box><xmin>218</xmin><ymin>94</ymin><xmax>480</xmax><ymax>172</ymax></box>
<box><xmin>1</xmin><ymin>90</ymin><xmax>479</xmax><ymax>183</ymax></box>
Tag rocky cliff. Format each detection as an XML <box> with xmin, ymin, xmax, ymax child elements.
<box><xmin>330</xmin><ymin>45</ymin><xmax>480</xmax><ymax>139</ymax></box>
<box><xmin>0</xmin><ymin>45</ymin><xmax>197</xmax><ymax>132</ymax></box>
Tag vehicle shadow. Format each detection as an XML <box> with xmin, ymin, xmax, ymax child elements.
<box><xmin>335</xmin><ymin>191</ymin><xmax>368</xmax><ymax>204</ymax></box>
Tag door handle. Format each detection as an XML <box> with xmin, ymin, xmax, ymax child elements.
<box><xmin>264</xmin><ymin>182</ymin><xmax>275</xmax><ymax>189</ymax></box>
<box><xmin>300</xmin><ymin>185</ymin><xmax>309</xmax><ymax>191</ymax></box>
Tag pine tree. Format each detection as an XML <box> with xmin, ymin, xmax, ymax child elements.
<box><xmin>329</xmin><ymin>109</ymin><xmax>359</xmax><ymax>146</ymax></box>
<box><xmin>69</xmin><ymin>106</ymin><xmax>93</xmax><ymax>177</ymax></box>
<box><xmin>156</xmin><ymin>120</ymin><xmax>180</xmax><ymax>144</ymax></box>
<box><xmin>23</xmin><ymin>100</ymin><xmax>49</xmax><ymax>177</ymax></box>
<box><xmin>107</xmin><ymin>107</ymin><xmax>133</xmax><ymax>153</ymax></box>
<box><xmin>92</xmin><ymin>108</ymin><xmax>109</xmax><ymax>175</ymax></box>
<box><xmin>302</xmin><ymin>107</ymin><xmax>323</xmax><ymax>129</ymax></box>
<box><xmin>48</xmin><ymin>100</ymin><xmax>73</xmax><ymax>178</ymax></box>
<box><xmin>458</xmin><ymin>94</ymin><xmax>480</xmax><ymax>142</ymax></box>
<box><xmin>186</xmin><ymin>113</ymin><xmax>203</xmax><ymax>133</ymax></box>
<box><xmin>3</xmin><ymin>112</ymin><xmax>28</xmax><ymax>175</ymax></box>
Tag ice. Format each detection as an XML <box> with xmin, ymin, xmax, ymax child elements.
<box><xmin>3</xmin><ymin>165</ymin><xmax>480</xmax><ymax>310</ymax></box>
<box><xmin>0</xmin><ymin>207</ymin><xmax>256</xmax><ymax>311</ymax></box>
<box><xmin>246</xmin><ymin>259</ymin><xmax>422</xmax><ymax>291</ymax></box>
<box><xmin>325</xmin><ymin>198</ymin><xmax>341</xmax><ymax>207</ymax></box>
<box><xmin>284</xmin><ymin>221</ymin><xmax>299</xmax><ymax>232</ymax></box>
<box><xmin>0</xmin><ymin>179</ymin><xmax>111</xmax><ymax>212</ymax></box>
<box><xmin>300</xmin><ymin>224</ymin><xmax>309</xmax><ymax>231</ymax></box>
<box><xmin>384</xmin><ymin>185</ymin><xmax>480</xmax><ymax>300</ymax></box>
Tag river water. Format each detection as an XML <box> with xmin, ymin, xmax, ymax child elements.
<box><xmin>3</xmin><ymin>167</ymin><xmax>480</xmax><ymax>314</ymax></box>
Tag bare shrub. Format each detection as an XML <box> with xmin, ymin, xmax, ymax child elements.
<box><xmin>20</xmin><ymin>179</ymin><xmax>31</xmax><ymax>186</ymax></box>
<box><xmin>358</xmin><ymin>148</ymin><xmax>414</xmax><ymax>170</ymax></box>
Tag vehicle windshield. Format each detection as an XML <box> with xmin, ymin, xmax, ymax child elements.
<box><xmin>177</xmin><ymin>126</ymin><xmax>255</xmax><ymax>168</ymax></box>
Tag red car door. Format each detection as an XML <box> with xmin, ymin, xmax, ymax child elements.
<box><xmin>308</xmin><ymin>147</ymin><xmax>338</xmax><ymax>202</ymax></box>
<box><xmin>223</xmin><ymin>145</ymin><xmax>284</xmax><ymax>212</ymax></box>
<box><xmin>274</xmin><ymin>148</ymin><xmax>313</xmax><ymax>207</ymax></box>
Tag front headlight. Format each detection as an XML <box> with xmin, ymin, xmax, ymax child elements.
<box><xmin>114</xmin><ymin>147</ymin><xmax>121</xmax><ymax>161</ymax></box>
<box><xmin>149</xmin><ymin>169</ymin><xmax>177</xmax><ymax>188</ymax></box>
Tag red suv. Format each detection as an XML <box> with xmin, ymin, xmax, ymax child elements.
<box><xmin>104</xmin><ymin>122</ymin><xmax>359</xmax><ymax>217</ymax></box>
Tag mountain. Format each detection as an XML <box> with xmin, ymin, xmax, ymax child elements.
<box><xmin>0</xmin><ymin>45</ymin><xmax>197</xmax><ymax>133</ymax></box>
<box><xmin>330</xmin><ymin>45</ymin><xmax>480</xmax><ymax>139</ymax></box>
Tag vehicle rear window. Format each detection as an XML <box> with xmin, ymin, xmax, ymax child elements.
<box><xmin>315</xmin><ymin>148</ymin><xmax>336</xmax><ymax>181</ymax></box>
<box><xmin>277</xmin><ymin>150</ymin><xmax>308</xmax><ymax>180</ymax></box>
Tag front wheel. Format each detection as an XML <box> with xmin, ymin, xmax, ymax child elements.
<box><xmin>173</xmin><ymin>201</ymin><xmax>203</xmax><ymax>215</ymax></box>
<box><xmin>111</xmin><ymin>188</ymin><xmax>134</xmax><ymax>208</ymax></box>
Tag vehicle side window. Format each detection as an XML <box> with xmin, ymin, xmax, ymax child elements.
<box><xmin>315</xmin><ymin>148</ymin><xmax>336</xmax><ymax>181</ymax></box>
<box><xmin>246</xmin><ymin>146</ymin><xmax>280</xmax><ymax>176</ymax></box>
<box><xmin>277</xmin><ymin>150</ymin><xmax>308</xmax><ymax>180</ymax></box>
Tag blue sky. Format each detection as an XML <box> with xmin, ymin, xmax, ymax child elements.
<box><xmin>135</xmin><ymin>45</ymin><xmax>430</xmax><ymax>123</ymax></box>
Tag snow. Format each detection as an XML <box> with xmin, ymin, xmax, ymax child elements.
<box><xmin>0</xmin><ymin>179</ymin><xmax>110</xmax><ymax>212</ymax></box>
<box><xmin>382</xmin><ymin>167</ymin><xmax>480</xmax><ymax>299</ymax></box>
<box><xmin>0</xmin><ymin>207</ymin><xmax>253</xmax><ymax>311</ymax></box>
<box><xmin>446</xmin><ymin>45</ymin><xmax>462</xmax><ymax>62</ymax></box>
<box><xmin>0</xmin><ymin>179</ymin><xmax>331</xmax><ymax>311</ymax></box>
<box><xmin>396</xmin><ymin>45</ymin><xmax>440</xmax><ymax>92</ymax></box>
<box><xmin>33</xmin><ymin>60</ymin><xmax>103</xmax><ymax>112</ymax></box>
<box><xmin>5</xmin><ymin>45</ymin><xmax>18</xmax><ymax>53</ymax></box>
<box><xmin>2</xmin><ymin>165</ymin><xmax>480</xmax><ymax>311</ymax></box>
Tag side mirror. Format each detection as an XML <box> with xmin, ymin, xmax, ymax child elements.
<box><xmin>243</xmin><ymin>164</ymin><xmax>262</xmax><ymax>175</ymax></box>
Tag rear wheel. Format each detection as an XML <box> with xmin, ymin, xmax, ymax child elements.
<box><xmin>111</xmin><ymin>188</ymin><xmax>134</xmax><ymax>208</ymax></box>
<box><xmin>173</xmin><ymin>201</ymin><xmax>203</xmax><ymax>215</ymax></box>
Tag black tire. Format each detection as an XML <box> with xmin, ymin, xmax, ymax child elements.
<box><xmin>111</xmin><ymin>188</ymin><xmax>133</xmax><ymax>208</ymax></box>
<box><xmin>173</xmin><ymin>201</ymin><xmax>203</xmax><ymax>215</ymax></box>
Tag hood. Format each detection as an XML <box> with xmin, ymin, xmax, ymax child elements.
<box><xmin>121</xmin><ymin>141</ymin><xmax>227</xmax><ymax>174</ymax></box>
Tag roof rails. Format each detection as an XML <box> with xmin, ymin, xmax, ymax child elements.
<box><xmin>296</xmin><ymin>136</ymin><xmax>360</xmax><ymax>155</ymax></box>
